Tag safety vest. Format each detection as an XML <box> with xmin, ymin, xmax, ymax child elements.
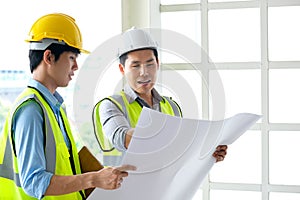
<box><xmin>0</xmin><ymin>87</ymin><xmax>85</xmax><ymax>200</ymax></box>
<box><xmin>93</xmin><ymin>91</ymin><xmax>182</xmax><ymax>166</ymax></box>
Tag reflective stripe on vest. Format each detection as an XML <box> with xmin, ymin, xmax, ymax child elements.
<box><xmin>0</xmin><ymin>88</ymin><xmax>84</xmax><ymax>200</ymax></box>
<box><xmin>93</xmin><ymin>91</ymin><xmax>182</xmax><ymax>165</ymax></box>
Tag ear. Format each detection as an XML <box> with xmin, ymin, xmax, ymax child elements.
<box><xmin>119</xmin><ymin>63</ymin><xmax>125</xmax><ymax>75</ymax></box>
<box><xmin>156</xmin><ymin>58</ymin><xmax>160</xmax><ymax>70</ymax></box>
<box><xmin>43</xmin><ymin>50</ymin><xmax>52</xmax><ymax>65</ymax></box>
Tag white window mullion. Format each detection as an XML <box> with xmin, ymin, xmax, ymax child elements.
<box><xmin>260</xmin><ymin>0</ymin><xmax>270</xmax><ymax>199</ymax></box>
<box><xmin>150</xmin><ymin>0</ymin><xmax>161</xmax><ymax>28</ymax></box>
<box><xmin>201</xmin><ymin>1</ymin><xmax>211</xmax><ymax>200</ymax></box>
<box><xmin>201</xmin><ymin>0</ymin><xmax>210</xmax><ymax>120</ymax></box>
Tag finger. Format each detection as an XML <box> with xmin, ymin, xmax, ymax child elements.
<box><xmin>221</xmin><ymin>145</ymin><xmax>228</xmax><ymax>150</ymax></box>
<box><xmin>216</xmin><ymin>155</ymin><xmax>224</xmax><ymax>162</ymax></box>
<box><xmin>213</xmin><ymin>151</ymin><xmax>226</xmax><ymax>162</ymax></box>
<box><xmin>216</xmin><ymin>145</ymin><xmax>228</xmax><ymax>150</ymax></box>
<box><xmin>213</xmin><ymin>149</ymin><xmax>226</xmax><ymax>156</ymax></box>
<box><xmin>113</xmin><ymin>177</ymin><xmax>124</xmax><ymax>189</ymax></box>
<box><xmin>117</xmin><ymin>177</ymin><xmax>123</xmax><ymax>186</ymax></box>
<box><xmin>116</xmin><ymin>181</ymin><xmax>122</xmax><ymax>189</ymax></box>
<box><xmin>217</xmin><ymin>149</ymin><xmax>227</xmax><ymax>156</ymax></box>
<box><xmin>113</xmin><ymin>165</ymin><xmax>137</xmax><ymax>174</ymax></box>
<box><xmin>109</xmin><ymin>177</ymin><xmax>122</xmax><ymax>188</ymax></box>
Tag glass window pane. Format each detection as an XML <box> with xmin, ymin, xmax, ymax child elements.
<box><xmin>269</xmin><ymin>7</ymin><xmax>300</xmax><ymax>61</ymax></box>
<box><xmin>269</xmin><ymin>69</ymin><xmax>300</xmax><ymax>123</ymax></box>
<box><xmin>161</xmin><ymin>11</ymin><xmax>201</xmax><ymax>43</ymax></box>
<box><xmin>0</xmin><ymin>0</ymin><xmax>122</xmax><ymax>70</ymax></box>
<box><xmin>94</xmin><ymin>60</ymin><xmax>123</xmax><ymax>101</ymax></box>
<box><xmin>161</xmin><ymin>51</ymin><xmax>188</xmax><ymax>64</ymax></box>
<box><xmin>269</xmin><ymin>131</ymin><xmax>300</xmax><ymax>185</ymax></box>
<box><xmin>208</xmin><ymin>8</ymin><xmax>260</xmax><ymax>62</ymax></box>
<box><xmin>161</xmin><ymin>11</ymin><xmax>201</xmax><ymax>63</ymax></box>
<box><xmin>270</xmin><ymin>192</ymin><xmax>300</xmax><ymax>200</ymax></box>
<box><xmin>211</xmin><ymin>190</ymin><xmax>261</xmax><ymax>200</ymax></box>
<box><xmin>192</xmin><ymin>188</ymin><xmax>203</xmax><ymax>200</ymax></box>
<box><xmin>0</xmin><ymin>98</ymin><xmax>11</xmax><ymax>132</ymax></box>
<box><xmin>0</xmin><ymin>70</ymin><xmax>29</xmax><ymax>131</ymax></box>
<box><xmin>161</xmin><ymin>0</ymin><xmax>200</xmax><ymax>5</ymax></box>
<box><xmin>160</xmin><ymin>69</ymin><xmax>202</xmax><ymax>119</ymax></box>
<box><xmin>0</xmin><ymin>70</ymin><xmax>28</xmax><ymax>95</ymax></box>
<box><xmin>210</xmin><ymin>131</ymin><xmax>261</xmax><ymax>183</ymax></box>
<box><xmin>209</xmin><ymin>70</ymin><xmax>261</xmax><ymax>118</ymax></box>
<box><xmin>0</xmin><ymin>0</ymin><xmax>122</xmax><ymax>154</ymax></box>
<box><xmin>208</xmin><ymin>0</ymin><xmax>253</xmax><ymax>2</ymax></box>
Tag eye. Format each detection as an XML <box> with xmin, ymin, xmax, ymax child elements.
<box><xmin>147</xmin><ymin>63</ymin><xmax>154</xmax><ymax>67</ymax></box>
<box><xmin>132</xmin><ymin>64</ymin><xmax>140</xmax><ymax>68</ymax></box>
<box><xmin>69</xmin><ymin>53</ymin><xmax>78</xmax><ymax>60</ymax></box>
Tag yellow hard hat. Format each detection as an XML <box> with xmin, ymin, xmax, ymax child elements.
<box><xmin>25</xmin><ymin>13</ymin><xmax>89</xmax><ymax>53</ymax></box>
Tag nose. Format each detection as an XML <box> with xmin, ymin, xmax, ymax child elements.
<box><xmin>73</xmin><ymin>58</ymin><xmax>79</xmax><ymax>71</ymax></box>
<box><xmin>139</xmin><ymin>65</ymin><xmax>148</xmax><ymax>76</ymax></box>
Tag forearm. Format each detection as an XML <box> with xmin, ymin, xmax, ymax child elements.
<box><xmin>106</xmin><ymin>127</ymin><xmax>128</xmax><ymax>151</ymax></box>
<box><xmin>44</xmin><ymin>173</ymin><xmax>95</xmax><ymax>196</ymax></box>
<box><xmin>45</xmin><ymin>165</ymin><xmax>135</xmax><ymax>196</ymax></box>
<box><xmin>100</xmin><ymin>100</ymin><xmax>131</xmax><ymax>151</ymax></box>
<box><xmin>124</xmin><ymin>128</ymin><xmax>134</xmax><ymax>149</ymax></box>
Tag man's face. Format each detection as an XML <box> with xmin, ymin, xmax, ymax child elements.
<box><xmin>119</xmin><ymin>49</ymin><xmax>159</xmax><ymax>97</ymax></box>
<box><xmin>49</xmin><ymin>51</ymin><xmax>79</xmax><ymax>88</ymax></box>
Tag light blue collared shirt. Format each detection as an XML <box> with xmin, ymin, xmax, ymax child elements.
<box><xmin>12</xmin><ymin>78</ymin><xmax>70</xmax><ymax>199</ymax></box>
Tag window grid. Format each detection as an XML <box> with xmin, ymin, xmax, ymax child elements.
<box><xmin>158</xmin><ymin>0</ymin><xmax>300</xmax><ymax>199</ymax></box>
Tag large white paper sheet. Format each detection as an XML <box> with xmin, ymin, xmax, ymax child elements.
<box><xmin>88</xmin><ymin>108</ymin><xmax>261</xmax><ymax>200</ymax></box>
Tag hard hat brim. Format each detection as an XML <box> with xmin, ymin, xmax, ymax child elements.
<box><xmin>27</xmin><ymin>38</ymin><xmax>90</xmax><ymax>54</ymax></box>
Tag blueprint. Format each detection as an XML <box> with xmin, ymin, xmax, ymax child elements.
<box><xmin>88</xmin><ymin>107</ymin><xmax>261</xmax><ymax>200</ymax></box>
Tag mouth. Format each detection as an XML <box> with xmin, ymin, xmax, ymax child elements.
<box><xmin>137</xmin><ymin>80</ymin><xmax>151</xmax><ymax>85</ymax></box>
<box><xmin>137</xmin><ymin>80</ymin><xmax>151</xmax><ymax>84</ymax></box>
<box><xmin>69</xmin><ymin>73</ymin><xmax>74</xmax><ymax>80</ymax></box>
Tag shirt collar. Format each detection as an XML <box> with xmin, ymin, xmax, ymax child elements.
<box><xmin>123</xmin><ymin>84</ymin><xmax>163</xmax><ymax>104</ymax></box>
<box><xmin>28</xmin><ymin>78</ymin><xmax>64</xmax><ymax>109</ymax></box>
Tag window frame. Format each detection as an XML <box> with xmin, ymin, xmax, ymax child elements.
<box><xmin>156</xmin><ymin>0</ymin><xmax>300</xmax><ymax>199</ymax></box>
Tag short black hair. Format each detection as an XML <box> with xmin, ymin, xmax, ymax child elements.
<box><xmin>119</xmin><ymin>48</ymin><xmax>158</xmax><ymax>66</ymax></box>
<box><xmin>29</xmin><ymin>43</ymin><xmax>80</xmax><ymax>73</ymax></box>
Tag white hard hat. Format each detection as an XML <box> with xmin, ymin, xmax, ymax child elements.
<box><xmin>118</xmin><ymin>27</ymin><xmax>157</xmax><ymax>57</ymax></box>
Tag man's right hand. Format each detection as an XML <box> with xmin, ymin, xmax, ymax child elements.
<box><xmin>94</xmin><ymin>164</ymin><xmax>137</xmax><ymax>189</ymax></box>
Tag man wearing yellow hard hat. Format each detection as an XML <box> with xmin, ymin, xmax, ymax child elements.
<box><xmin>0</xmin><ymin>13</ymin><xmax>135</xmax><ymax>199</ymax></box>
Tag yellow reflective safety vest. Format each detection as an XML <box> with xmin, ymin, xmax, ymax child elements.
<box><xmin>0</xmin><ymin>87</ymin><xmax>85</xmax><ymax>200</ymax></box>
<box><xmin>93</xmin><ymin>91</ymin><xmax>182</xmax><ymax>166</ymax></box>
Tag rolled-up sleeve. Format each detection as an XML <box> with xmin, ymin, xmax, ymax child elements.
<box><xmin>99</xmin><ymin>99</ymin><xmax>131</xmax><ymax>151</ymax></box>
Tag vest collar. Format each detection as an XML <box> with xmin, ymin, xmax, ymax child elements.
<box><xmin>28</xmin><ymin>78</ymin><xmax>64</xmax><ymax>110</ymax></box>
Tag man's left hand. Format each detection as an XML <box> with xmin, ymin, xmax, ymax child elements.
<box><xmin>213</xmin><ymin>145</ymin><xmax>228</xmax><ymax>162</ymax></box>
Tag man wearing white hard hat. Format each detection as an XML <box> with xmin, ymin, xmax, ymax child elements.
<box><xmin>93</xmin><ymin>27</ymin><xmax>228</xmax><ymax>167</ymax></box>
